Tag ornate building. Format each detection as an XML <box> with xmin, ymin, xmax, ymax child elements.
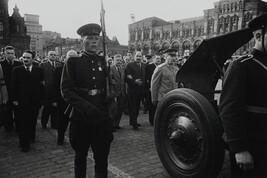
<box><xmin>0</xmin><ymin>0</ymin><xmax>30</xmax><ymax>57</ymax></box>
<box><xmin>24</xmin><ymin>14</ymin><xmax>44</xmax><ymax>57</ymax></box>
<box><xmin>46</xmin><ymin>35</ymin><xmax>128</xmax><ymax>57</ymax></box>
<box><xmin>128</xmin><ymin>0</ymin><xmax>267</xmax><ymax>56</ymax></box>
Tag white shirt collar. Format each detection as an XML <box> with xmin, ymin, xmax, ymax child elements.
<box><xmin>24</xmin><ymin>65</ymin><xmax>33</xmax><ymax>72</ymax></box>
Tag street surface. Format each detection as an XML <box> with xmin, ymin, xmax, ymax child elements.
<box><xmin>0</xmin><ymin>111</ymin><xmax>230</xmax><ymax>178</ymax></box>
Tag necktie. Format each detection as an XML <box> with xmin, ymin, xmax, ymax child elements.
<box><xmin>117</xmin><ymin>67</ymin><xmax>121</xmax><ymax>77</ymax></box>
<box><xmin>26</xmin><ymin>67</ymin><xmax>30</xmax><ymax>73</ymax></box>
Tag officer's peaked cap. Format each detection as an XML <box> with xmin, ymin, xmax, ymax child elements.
<box><xmin>157</xmin><ymin>48</ymin><xmax>165</xmax><ymax>54</ymax></box>
<box><xmin>145</xmin><ymin>55</ymin><xmax>152</xmax><ymax>59</ymax></box>
<box><xmin>164</xmin><ymin>48</ymin><xmax>178</xmax><ymax>56</ymax></box>
<box><xmin>77</xmin><ymin>23</ymin><xmax>102</xmax><ymax>37</ymax></box>
<box><xmin>248</xmin><ymin>13</ymin><xmax>267</xmax><ymax>31</ymax></box>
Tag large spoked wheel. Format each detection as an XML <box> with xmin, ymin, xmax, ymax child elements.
<box><xmin>154</xmin><ymin>88</ymin><xmax>225</xmax><ymax>178</ymax></box>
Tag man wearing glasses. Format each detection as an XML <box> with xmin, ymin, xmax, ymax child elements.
<box><xmin>40</xmin><ymin>51</ymin><xmax>59</xmax><ymax>129</ymax></box>
<box><xmin>151</xmin><ymin>49</ymin><xmax>179</xmax><ymax>106</ymax></box>
<box><xmin>61</xmin><ymin>23</ymin><xmax>113</xmax><ymax>178</ymax></box>
<box><xmin>0</xmin><ymin>46</ymin><xmax>22</xmax><ymax>132</ymax></box>
<box><xmin>12</xmin><ymin>50</ymin><xmax>44</xmax><ymax>152</ymax></box>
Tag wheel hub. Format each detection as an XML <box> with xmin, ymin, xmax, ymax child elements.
<box><xmin>168</xmin><ymin>113</ymin><xmax>203</xmax><ymax>163</ymax></box>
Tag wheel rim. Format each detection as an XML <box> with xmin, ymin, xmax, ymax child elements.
<box><xmin>161</xmin><ymin>102</ymin><xmax>207</xmax><ymax>174</ymax></box>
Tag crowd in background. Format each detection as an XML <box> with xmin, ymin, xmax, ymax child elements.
<box><xmin>0</xmin><ymin>44</ymin><xmax>188</xmax><ymax>152</ymax></box>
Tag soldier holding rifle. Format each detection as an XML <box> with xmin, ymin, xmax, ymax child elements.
<box><xmin>61</xmin><ymin>23</ymin><xmax>113</xmax><ymax>178</ymax></box>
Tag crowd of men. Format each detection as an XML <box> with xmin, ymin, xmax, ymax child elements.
<box><xmin>0</xmin><ymin>46</ymin><xmax>80</xmax><ymax>152</ymax></box>
<box><xmin>0</xmin><ymin>27</ymin><xmax>185</xmax><ymax>177</ymax></box>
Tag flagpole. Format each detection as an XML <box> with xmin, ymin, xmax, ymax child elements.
<box><xmin>100</xmin><ymin>0</ymin><xmax>111</xmax><ymax>100</ymax></box>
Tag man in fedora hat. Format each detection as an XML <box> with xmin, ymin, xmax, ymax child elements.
<box><xmin>220</xmin><ymin>13</ymin><xmax>267</xmax><ymax>178</ymax></box>
<box><xmin>61</xmin><ymin>23</ymin><xmax>113</xmax><ymax>178</ymax></box>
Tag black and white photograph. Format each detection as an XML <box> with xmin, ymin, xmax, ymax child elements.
<box><xmin>0</xmin><ymin>0</ymin><xmax>267</xmax><ymax>177</ymax></box>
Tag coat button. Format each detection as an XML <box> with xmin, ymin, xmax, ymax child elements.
<box><xmin>93</xmin><ymin>77</ymin><xmax>96</xmax><ymax>79</ymax></box>
<box><xmin>92</xmin><ymin>68</ymin><xmax>95</xmax><ymax>71</ymax></box>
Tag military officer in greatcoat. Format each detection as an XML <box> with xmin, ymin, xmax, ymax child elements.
<box><xmin>61</xmin><ymin>23</ymin><xmax>113</xmax><ymax>178</ymax></box>
<box><xmin>220</xmin><ymin>13</ymin><xmax>267</xmax><ymax>178</ymax></box>
<box><xmin>151</xmin><ymin>49</ymin><xmax>179</xmax><ymax>106</ymax></box>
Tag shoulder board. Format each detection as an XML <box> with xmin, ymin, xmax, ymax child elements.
<box><xmin>238</xmin><ymin>54</ymin><xmax>253</xmax><ymax>63</ymax></box>
<box><xmin>157</xmin><ymin>63</ymin><xmax>166</xmax><ymax>69</ymax></box>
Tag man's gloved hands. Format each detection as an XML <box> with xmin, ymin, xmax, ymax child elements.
<box><xmin>235</xmin><ymin>151</ymin><xmax>254</xmax><ymax>171</ymax></box>
<box><xmin>85</xmin><ymin>105</ymin><xmax>107</xmax><ymax>125</ymax></box>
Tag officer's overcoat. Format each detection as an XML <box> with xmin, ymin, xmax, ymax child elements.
<box><xmin>61</xmin><ymin>52</ymin><xmax>109</xmax><ymax>125</ymax></box>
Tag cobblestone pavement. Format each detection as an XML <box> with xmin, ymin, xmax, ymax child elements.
<box><xmin>0</xmin><ymin>111</ymin><xmax>231</xmax><ymax>178</ymax></box>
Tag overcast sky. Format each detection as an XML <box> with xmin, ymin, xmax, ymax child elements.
<box><xmin>8</xmin><ymin>0</ymin><xmax>219</xmax><ymax>45</ymax></box>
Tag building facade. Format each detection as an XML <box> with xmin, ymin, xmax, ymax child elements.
<box><xmin>128</xmin><ymin>0</ymin><xmax>267</xmax><ymax>56</ymax></box>
<box><xmin>45</xmin><ymin>35</ymin><xmax>128</xmax><ymax>57</ymax></box>
<box><xmin>24</xmin><ymin>14</ymin><xmax>43</xmax><ymax>57</ymax></box>
<box><xmin>0</xmin><ymin>0</ymin><xmax>30</xmax><ymax>57</ymax></box>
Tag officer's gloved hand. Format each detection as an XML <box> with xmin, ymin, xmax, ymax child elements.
<box><xmin>86</xmin><ymin>106</ymin><xmax>108</xmax><ymax>125</ymax></box>
<box><xmin>86</xmin><ymin>105</ymin><xmax>101</xmax><ymax>118</ymax></box>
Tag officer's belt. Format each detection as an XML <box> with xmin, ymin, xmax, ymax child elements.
<box><xmin>88</xmin><ymin>89</ymin><xmax>104</xmax><ymax>96</ymax></box>
<box><xmin>245</xmin><ymin>105</ymin><xmax>267</xmax><ymax>114</ymax></box>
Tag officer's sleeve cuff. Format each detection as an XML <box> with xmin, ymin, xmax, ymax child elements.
<box><xmin>228</xmin><ymin>139</ymin><xmax>248</xmax><ymax>153</ymax></box>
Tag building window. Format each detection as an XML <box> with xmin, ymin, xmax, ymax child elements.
<box><xmin>225</xmin><ymin>16</ymin><xmax>231</xmax><ymax>32</ymax></box>
<box><xmin>231</xmin><ymin>15</ymin><xmax>239</xmax><ymax>31</ymax></box>
<box><xmin>137</xmin><ymin>29</ymin><xmax>142</xmax><ymax>41</ymax></box>
<box><xmin>223</xmin><ymin>4</ymin><xmax>226</xmax><ymax>13</ymax></box>
<box><xmin>182</xmin><ymin>41</ymin><xmax>191</xmax><ymax>55</ymax></box>
<box><xmin>239</xmin><ymin>1</ymin><xmax>243</xmax><ymax>11</ymax></box>
<box><xmin>163</xmin><ymin>31</ymin><xmax>170</xmax><ymax>40</ymax></box>
<box><xmin>162</xmin><ymin>42</ymin><xmax>170</xmax><ymax>50</ymax></box>
<box><xmin>131</xmin><ymin>30</ymin><xmax>136</xmax><ymax>41</ymax></box>
<box><xmin>218</xmin><ymin>17</ymin><xmax>224</xmax><ymax>33</ymax></box>
<box><xmin>16</xmin><ymin>25</ymin><xmax>20</xmax><ymax>33</ymax></box>
<box><xmin>171</xmin><ymin>41</ymin><xmax>179</xmax><ymax>50</ymax></box>
<box><xmin>227</xmin><ymin>4</ymin><xmax>230</xmax><ymax>12</ymax></box>
<box><xmin>143</xmin><ymin>28</ymin><xmax>149</xmax><ymax>40</ymax></box>
<box><xmin>193</xmin><ymin>40</ymin><xmax>202</xmax><ymax>50</ymax></box>
<box><xmin>244</xmin><ymin>13</ymin><xmax>252</xmax><ymax>28</ymax></box>
<box><xmin>0</xmin><ymin>22</ymin><xmax>3</xmax><ymax>32</ymax></box>
<box><xmin>208</xmin><ymin>18</ymin><xmax>214</xmax><ymax>34</ymax></box>
<box><xmin>197</xmin><ymin>27</ymin><xmax>202</xmax><ymax>36</ymax></box>
<box><xmin>153</xmin><ymin>43</ymin><xmax>160</xmax><ymax>52</ymax></box>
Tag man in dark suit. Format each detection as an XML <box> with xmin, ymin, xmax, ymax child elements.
<box><xmin>40</xmin><ymin>51</ymin><xmax>59</xmax><ymax>129</ymax></box>
<box><xmin>12</xmin><ymin>50</ymin><xmax>44</xmax><ymax>152</ymax></box>
<box><xmin>125</xmin><ymin>51</ymin><xmax>146</xmax><ymax>130</ymax></box>
<box><xmin>61</xmin><ymin>23</ymin><xmax>113</xmax><ymax>178</ymax></box>
<box><xmin>110</xmin><ymin>54</ymin><xmax>126</xmax><ymax>131</ymax></box>
<box><xmin>145</xmin><ymin>54</ymin><xmax>161</xmax><ymax>125</ymax></box>
<box><xmin>1</xmin><ymin>46</ymin><xmax>22</xmax><ymax>132</ymax></box>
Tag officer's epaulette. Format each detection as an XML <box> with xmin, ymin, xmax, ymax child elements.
<box><xmin>238</xmin><ymin>54</ymin><xmax>253</xmax><ymax>63</ymax></box>
<box><xmin>157</xmin><ymin>63</ymin><xmax>166</xmax><ymax>69</ymax></box>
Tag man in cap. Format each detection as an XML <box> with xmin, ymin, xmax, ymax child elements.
<box><xmin>151</xmin><ymin>49</ymin><xmax>179</xmax><ymax>106</ymax></box>
<box><xmin>61</xmin><ymin>23</ymin><xmax>113</xmax><ymax>178</ymax></box>
<box><xmin>220</xmin><ymin>13</ymin><xmax>267</xmax><ymax>178</ymax></box>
